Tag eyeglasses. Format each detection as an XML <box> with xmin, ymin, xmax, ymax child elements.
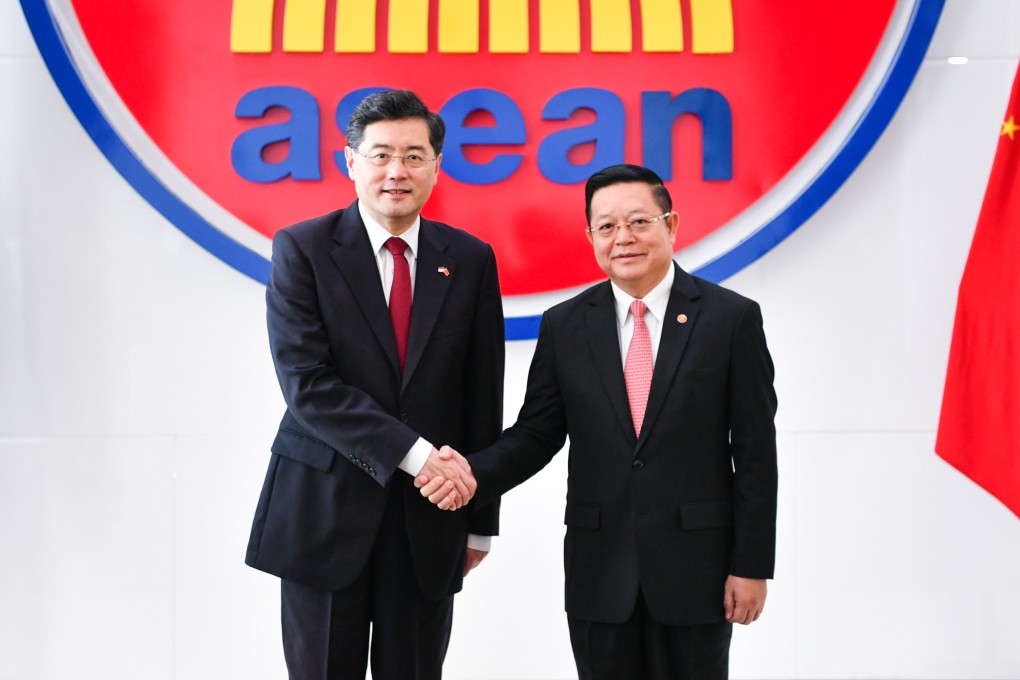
<box><xmin>587</xmin><ymin>212</ymin><xmax>672</xmax><ymax>240</ymax></box>
<box><xmin>352</xmin><ymin>148</ymin><xmax>438</xmax><ymax>169</ymax></box>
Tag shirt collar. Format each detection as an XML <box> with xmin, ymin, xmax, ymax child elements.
<box><xmin>611</xmin><ymin>264</ymin><xmax>675</xmax><ymax>326</ymax></box>
<box><xmin>359</xmin><ymin>201</ymin><xmax>420</xmax><ymax>258</ymax></box>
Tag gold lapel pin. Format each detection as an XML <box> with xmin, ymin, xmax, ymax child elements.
<box><xmin>677</xmin><ymin>314</ymin><xmax>688</xmax><ymax>324</ymax></box>
<box><xmin>437</xmin><ymin>266</ymin><xmax>450</xmax><ymax>277</ymax></box>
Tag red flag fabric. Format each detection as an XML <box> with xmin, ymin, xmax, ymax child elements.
<box><xmin>936</xmin><ymin>62</ymin><xmax>1020</xmax><ymax>519</ymax></box>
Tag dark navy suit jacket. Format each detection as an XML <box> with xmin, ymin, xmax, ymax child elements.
<box><xmin>471</xmin><ymin>264</ymin><xmax>777</xmax><ymax>625</ymax></box>
<box><xmin>246</xmin><ymin>201</ymin><xmax>504</xmax><ymax>599</ymax></box>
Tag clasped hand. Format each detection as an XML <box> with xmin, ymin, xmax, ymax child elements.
<box><xmin>416</xmin><ymin>445</ymin><xmax>471</xmax><ymax>510</ymax></box>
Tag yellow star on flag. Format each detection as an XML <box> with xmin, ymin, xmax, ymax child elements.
<box><xmin>1002</xmin><ymin>114</ymin><xmax>1020</xmax><ymax>140</ymax></box>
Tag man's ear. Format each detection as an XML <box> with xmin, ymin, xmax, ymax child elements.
<box><xmin>666</xmin><ymin>212</ymin><xmax>680</xmax><ymax>244</ymax></box>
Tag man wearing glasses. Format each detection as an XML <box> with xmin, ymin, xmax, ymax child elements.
<box><xmin>420</xmin><ymin>164</ymin><xmax>777</xmax><ymax>679</ymax></box>
<box><xmin>245</xmin><ymin>89</ymin><xmax>504</xmax><ymax>680</ymax></box>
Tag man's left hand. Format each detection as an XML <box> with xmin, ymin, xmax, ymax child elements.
<box><xmin>464</xmin><ymin>548</ymin><xmax>487</xmax><ymax>576</ymax></box>
<box><xmin>724</xmin><ymin>575</ymin><xmax>767</xmax><ymax>625</ymax></box>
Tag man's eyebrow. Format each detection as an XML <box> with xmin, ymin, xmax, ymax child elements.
<box><xmin>592</xmin><ymin>208</ymin><xmax>647</xmax><ymax>223</ymax></box>
<box><xmin>365</xmin><ymin>143</ymin><xmax>429</xmax><ymax>152</ymax></box>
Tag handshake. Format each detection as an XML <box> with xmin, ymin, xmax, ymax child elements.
<box><xmin>416</xmin><ymin>446</ymin><xmax>474</xmax><ymax>510</ymax></box>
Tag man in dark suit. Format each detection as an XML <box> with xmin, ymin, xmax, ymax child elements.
<box><xmin>245</xmin><ymin>90</ymin><xmax>504</xmax><ymax>680</ymax></box>
<box><xmin>419</xmin><ymin>164</ymin><xmax>777</xmax><ymax>679</ymax></box>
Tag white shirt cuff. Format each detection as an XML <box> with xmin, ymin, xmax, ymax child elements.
<box><xmin>467</xmin><ymin>534</ymin><xmax>492</xmax><ymax>552</ymax></box>
<box><xmin>398</xmin><ymin>438</ymin><xmax>433</xmax><ymax>476</ymax></box>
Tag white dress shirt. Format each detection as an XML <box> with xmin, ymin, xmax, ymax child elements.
<box><xmin>361</xmin><ymin>205</ymin><xmax>420</xmax><ymax>302</ymax></box>
<box><xmin>610</xmin><ymin>265</ymin><xmax>675</xmax><ymax>367</ymax></box>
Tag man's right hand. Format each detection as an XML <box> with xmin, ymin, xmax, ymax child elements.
<box><xmin>417</xmin><ymin>445</ymin><xmax>476</xmax><ymax>510</ymax></box>
<box><xmin>414</xmin><ymin>446</ymin><xmax>473</xmax><ymax>509</ymax></box>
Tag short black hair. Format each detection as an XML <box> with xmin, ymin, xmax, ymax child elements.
<box><xmin>346</xmin><ymin>89</ymin><xmax>445</xmax><ymax>155</ymax></box>
<box><xmin>584</xmin><ymin>164</ymin><xmax>672</xmax><ymax>224</ymax></box>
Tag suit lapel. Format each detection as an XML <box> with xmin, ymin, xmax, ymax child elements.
<box><xmin>329</xmin><ymin>204</ymin><xmax>402</xmax><ymax>377</ymax></box>
<box><xmin>585</xmin><ymin>283</ymin><xmax>637</xmax><ymax>444</ymax></box>
<box><xmin>636</xmin><ymin>264</ymin><xmax>702</xmax><ymax>453</ymax></box>
<box><xmin>402</xmin><ymin>220</ymin><xmax>453</xmax><ymax>391</ymax></box>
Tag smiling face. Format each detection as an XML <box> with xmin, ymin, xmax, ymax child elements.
<box><xmin>345</xmin><ymin>118</ymin><xmax>441</xmax><ymax>235</ymax></box>
<box><xmin>587</xmin><ymin>181</ymin><xmax>679</xmax><ymax>299</ymax></box>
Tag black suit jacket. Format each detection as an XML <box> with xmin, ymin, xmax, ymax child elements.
<box><xmin>471</xmin><ymin>264</ymin><xmax>777</xmax><ymax>625</ymax></box>
<box><xmin>246</xmin><ymin>201</ymin><xmax>504</xmax><ymax>599</ymax></box>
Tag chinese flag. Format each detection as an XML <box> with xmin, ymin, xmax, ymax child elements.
<box><xmin>936</xmin><ymin>62</ymin><xmax>1020</xmax><ymax>519</ymax></box>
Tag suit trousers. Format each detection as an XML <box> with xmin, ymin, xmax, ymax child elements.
<box><xmin>280</xmin><ymin>482</ymin><xmax>454</xmax><ymax>680</ymax></box>
<box><xmin>568</xmin><ymin>589</ymin><xmax>732</xmax><ymax>680</ymax></box>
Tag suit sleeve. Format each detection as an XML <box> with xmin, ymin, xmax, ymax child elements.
<box><xmin>267</xmin><ymin>229</ymin><xmax>418</xmax><ymax>487</ymax></box>
<box><xmin>727</xmin><ymin>301</ymin><xmax>778</xmax><ymax>579</ymax></box>
<box><xmin>470</xmin><ymin>312</ymin><xmax>569</xmax><ymax>507</ymax></box>
<box><xmin>461</xmin><ymin>246</ymin><xmax>506</xmax><ymax>536</ymax></box>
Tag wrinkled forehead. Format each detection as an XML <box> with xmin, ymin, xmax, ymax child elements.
<box><xmin>589</xmin><ymin>182</ymin><xmax>661</xmax><ymax>223</ymax></box>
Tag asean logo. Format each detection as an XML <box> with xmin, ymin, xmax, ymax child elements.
<box><xmin>22</xmin><ymin>0</ymin><xmax>943</xmax><ymax>339</ymax></box>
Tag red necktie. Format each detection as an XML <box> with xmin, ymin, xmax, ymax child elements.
<box><xmin>624</xmin><ymin>300</ymin><xmax>653</xmax><ymax>436</ymax></box>
<box><xmin>385</xmin><ymin>237</ymin><xmax>412</xmax><ymax>371</ymax></box>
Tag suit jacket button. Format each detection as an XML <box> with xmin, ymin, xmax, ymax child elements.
<box><xmin>632</xmin><ymin>460</ymin><xmax>644</xmax><ymax>470</ymax></box>
<box><xmin>400</xmin><ymin>413</ymin><xmax>409</xmax><ymax>423</ymax></box>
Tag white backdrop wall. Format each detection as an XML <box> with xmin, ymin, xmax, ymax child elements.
<box><xmin>2</xmin><ymin>1</ymin><xmax>1020</xmax><ymax>678</ymax></box>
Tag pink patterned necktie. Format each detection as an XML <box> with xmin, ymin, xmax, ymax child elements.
<box><xmin>385</xmin><ymin>237</ymin><xmax>412</xmax><ymax>372</ymax></box>
<box><xmin>624</xmin><ymin>300</ymin><xmax>653</xmax><ymax>436</ymax></box>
